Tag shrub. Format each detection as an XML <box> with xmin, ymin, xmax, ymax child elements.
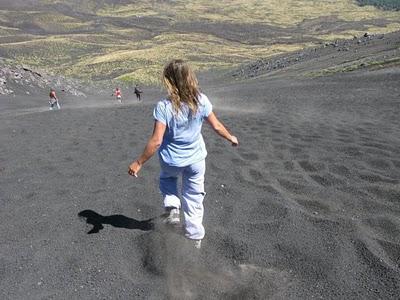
<box><xmin>356</xmin><ymin>0</ymin><xmax>400</xmax><ymax>10</ymax></box>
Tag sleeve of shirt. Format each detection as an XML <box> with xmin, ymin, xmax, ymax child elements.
<box><xmin>202</xmin><ymin>94</ymin><xmax>213</xmax><ymax>118</ymax></box>
<box><xmin>153</xmin><ymin>101</ymin><xmax>167</xmax><ymax>125</ymax></box>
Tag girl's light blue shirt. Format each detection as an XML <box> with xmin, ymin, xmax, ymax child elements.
<box><xmin>153</xmin><ymin>93</ymin><xmax>213</xmax><ymax>167</ymax></box>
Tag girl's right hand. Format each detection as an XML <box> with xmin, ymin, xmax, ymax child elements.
<box><xmin>230</xmin><ymin>136</ymin><xmax>239</xmax><ymax>146</ymax></box>
<box><xmin>128</xmin><ymin>160</ymin><xmax>142</xmax><ymax>177</ymax></box>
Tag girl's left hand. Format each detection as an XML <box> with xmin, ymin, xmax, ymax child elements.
<box><xmin>128</xmin><ymin>160</ymin><xmax>142</xmax><ymax>177</ymax></box>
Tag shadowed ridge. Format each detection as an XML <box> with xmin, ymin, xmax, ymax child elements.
<box><xmin>78</xmin><ymin>209</ymin><xmax>154</xmax><ymax>234</ymax></box>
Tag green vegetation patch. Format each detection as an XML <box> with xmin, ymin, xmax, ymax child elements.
<box><xmin>0</xmin><ymin>25</ymin><xmax>21</xmax><ymax>36</ymax></box>
<box><xmin>98</xmin><ymin>0</ymin><xmax>400</xmax><ymax>26</ymax></box>
<box><xmin>65</xmin><ymin>32</ymin><xmax>310</xmax><ymax>84</ymax></box>
<box><xmin>357</xmin><ymin>0</ymin><xmax>400</xmax><ymax>10</ymax></box>
<box><xmin>0</xmin><ymin>37</ymin><xmax>107</xmax><ymax>67</ymax></box>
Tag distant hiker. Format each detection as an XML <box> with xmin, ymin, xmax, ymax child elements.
<box><xmin>134</xmin><ymin>85</ymin><xmax>143</xmax><ymax>101</ymax></box>
<box><xmin>49</xmin><ymin>89</ymin><xmax>60</xmax><ymax>110</ymax></box>
<box><xmin>128</xmin><ymin>59</ymin><xmax>238</xmax><ymax>249</ymax></box>
<box><xmin>115</xmin><ymin>87</ymin><xmax>122</xmax><ymax>103</ymax></box>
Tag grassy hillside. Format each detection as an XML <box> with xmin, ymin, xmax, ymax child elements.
<box><xmin>0</xmin><ymin>0</ymin><xmax>399</xmax><ymax>85</ymax></box>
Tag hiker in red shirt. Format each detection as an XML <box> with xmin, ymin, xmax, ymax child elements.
<box><xmin>115</xmin><ymin>87</ymin><xmax>122</xmax><ymax>103</ymax></box>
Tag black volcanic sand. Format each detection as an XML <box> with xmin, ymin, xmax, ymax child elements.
<box><xmin>1</xmin><ymin>66</ymin><xmax>400</xmax><ymax>299</ymax></box>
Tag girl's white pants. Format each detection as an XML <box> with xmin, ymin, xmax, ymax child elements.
<box><xmin>159</xmin><ymin>159</ymin><xmax>206</xmax><ymax>240</ymax></box>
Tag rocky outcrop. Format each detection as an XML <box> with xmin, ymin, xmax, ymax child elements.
<box><xmin>232</xmin><ymin>32</ymin><xmax>392</xmax><ymax>79</ymax></box>
<box><xmin>0</xmin><ymin>62</ymin><xmax>87</xmax><ymax>97</ymax></box>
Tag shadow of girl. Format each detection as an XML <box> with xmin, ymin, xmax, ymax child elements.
<box><xmin>78</xmin><ymin>209</ymin><xmax>154</xmax><ymax>234</ymax></box>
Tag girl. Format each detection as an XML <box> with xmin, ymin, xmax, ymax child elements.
<box><xmin>128</xmin><ymin>59</ymin><xmax>238</xmax><ymax>249</ymax></box>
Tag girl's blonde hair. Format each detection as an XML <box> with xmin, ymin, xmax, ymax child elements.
<box><xmin>162</xmin><ymin>59</ymin><xmax>200</xmax><ymax>115</ymax></box>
